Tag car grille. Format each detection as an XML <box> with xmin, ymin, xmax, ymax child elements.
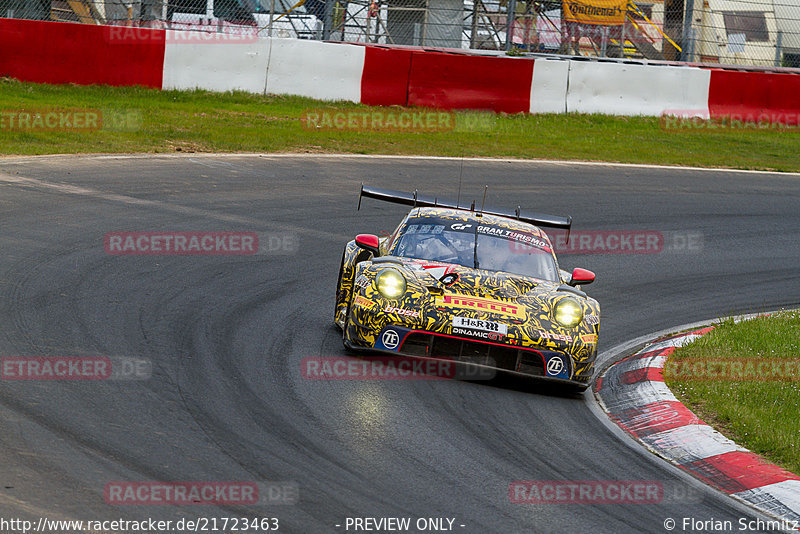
<box><xmin>399</xmin><ymin>332</ymin><xmax>546</xmax><ymax>376</ymax></box>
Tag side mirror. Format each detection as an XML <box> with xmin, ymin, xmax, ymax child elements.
<box><xmin>569</xmin><ymin>267</ymin><xmax>595</xmax><ymax>286</ymax></box>
<box><xmin>355</xmin><ymin>234</ymin><xmax>381</xmax><ymax>257</ymax></box>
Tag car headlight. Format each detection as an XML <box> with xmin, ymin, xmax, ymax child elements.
<box><xmin>376</xmin><ymin>268</ymin><xmax>406</xmax><ymax>299</ymax></box>
<box><xmin>554</xmin><ymin>297</ymin><xmax>583</xmax><ymax>328</ymax></box>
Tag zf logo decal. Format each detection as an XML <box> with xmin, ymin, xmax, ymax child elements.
<box><xmin>381</xmin><ymin>329</ymin><xmax>400</xmax><ymax>350</ymax></box>
<box><xmin>546</xmin><ymin>356</ymin><xmax>565</xmax><ymax>376</ymax></box>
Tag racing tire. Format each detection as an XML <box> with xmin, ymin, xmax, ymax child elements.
<box><xmin>341</xmin><ymin>287</ymin><xmax>358</xmax><ymax>354</ymax></box>
<box><xmin>333</xmin><ymin>249</ymin><xmax>347</xmax><ymax>329</ymax></box>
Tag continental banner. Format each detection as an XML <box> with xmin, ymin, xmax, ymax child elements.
<box><xmin>562</xmin><ymin>0</ymin><xmax>627</xmax><ymax>26</ymax></box>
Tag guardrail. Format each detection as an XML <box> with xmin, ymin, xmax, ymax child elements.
<box><xmin>4</xmin><ymin>0</ymin><xmax>799</xmax><ymax>68</ymax></box>
<box><xmin>1</xmin><ymin>17</ymin><xmax>799</xmax><ymax>124</ymax></box>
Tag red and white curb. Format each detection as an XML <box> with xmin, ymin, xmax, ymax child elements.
<box><xmin>595</xmin><ymin>327</ymin><xmax>800</xmax><ymax>524</ymax></box>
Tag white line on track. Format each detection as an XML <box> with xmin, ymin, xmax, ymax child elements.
<box><xmin>0</xmin><ymin>153</ymin><xmax>799</xmax><ymax>177</ymax></box>
<box><xmin>0</xmin><ymin>172</ymin><xmax>348</xmax><ymax>241</ymax></box>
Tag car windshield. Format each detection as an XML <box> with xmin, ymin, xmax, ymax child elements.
<box><xmin>392</xmin><ymin>219</ymin><xmax>559</xmax><ymax>281</ymax></box>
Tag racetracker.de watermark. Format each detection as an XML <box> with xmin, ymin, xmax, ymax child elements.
<box><xmin>302</xmin><ymin>109</ymin><xmax>457</xmax><ymax>133</ymax></box>
<box><xmin>301</xmin><ymin>356</ymin><xmax>496</xmax><ymax>381</ymax></box>
<box><xmin>104</xmin><ymin>481</ymin><xmax>298</xmax><ymax>505</ymax></box>
<box><xmin>509</xmin><ymin>480</ymin><xmax>701</xmax><ymax>504</ymax></box>
<box><xmin>528</xmin><ymin>230</ymin><xmax>703</xmax><ymax>254</ymax></box>
<box><xmin>0</xmin><ymin>109</ymin><xmax>141</xmax><ymax>132</ymax></box>
<box><xmin>103</xmin><ymin>25</ymin><xmax>259</xmax><ymax>44</ymax></box>
<box><xmin>665</xmin><ymin>358</ymin><xmax>800</xmax><ymax>382</ymax></box>
<box><xmin>660</xmin><ymin>109</ymin><xmax>800</xmax><ymax>131</ymax></box>
<box><xmin>104</xmin><ymin>232</ymin><xmax>298</xmax><ymax>256</ymax></box>
<box><xmin>1</xmin><ymin>356</ymin><xmax>151</xmax><ymax>380</ymax></box>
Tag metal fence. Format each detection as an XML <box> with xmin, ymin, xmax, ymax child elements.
<box><xmin>2</xmin><ymin>0</ymin><xmax>799</xmax><ymax>67</ymax></box>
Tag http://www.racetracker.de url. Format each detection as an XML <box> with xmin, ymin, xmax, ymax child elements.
<box><xmin>0</xmin><ymin>516</ymin><xmax>281</xmax><ymax>533</ymax></box>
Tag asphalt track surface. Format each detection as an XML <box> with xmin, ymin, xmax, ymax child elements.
<box><xmin>0</xmin><ymin>154</ymin><xmax>798</xmax><ymax>533</ymax></box>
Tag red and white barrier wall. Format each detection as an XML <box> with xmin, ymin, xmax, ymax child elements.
<box><xmin>265</xmin><ymin>39</ymin><xmax>365</xmax><ymax>102</ymax></box>
<box><xmin>161</xmin><ymin>36</ymin><xmax>366</xmax><ymax>101</ymax></box>
<box><xmin>2</xmin><ymin>17</ymin><xmax>799</xmax><ymax>123</ymax></box>
<box><xmin>565</xmin><ymin>62</ymin><xmax>711</xmax><ymax>117</ymax></box>
<box><xmin>162</xmin><ymin>32</ymin><xmax>271</xmax><ymax>94</ymax></box>
<box><xmin>0</xmin><ymin>18</ymin><xmax>164</xmax><ymax>88</ymax></box>
<box><xmin>707</xmin><ymin>69</ymin><xmax>800</xmax><ymax>122</ymax></box>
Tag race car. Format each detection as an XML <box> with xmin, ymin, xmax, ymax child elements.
<box><xmin>334</xmin><ymin>186</ymin><xmax>600</xmax><ymax>390</ymax></box>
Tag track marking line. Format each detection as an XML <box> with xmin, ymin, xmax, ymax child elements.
<box><xmin>1</xmin><ymin>152</ymin><xmax>799</xmax><ymax>177</ymax></box>
<box><xmin>0</xmin><ymin>172</ymin><xmax>348</xmax><ymax>242</ymax></box>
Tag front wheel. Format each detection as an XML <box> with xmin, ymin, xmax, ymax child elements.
<box><xmin>333</xmin><ymin>250</ymin><xmax>347</xmax><ymax>328</ymax></box>
<box><xmin>341</xmin><ymin>289</ymin><xmax>357</xmax><ymax>354</ymax></box>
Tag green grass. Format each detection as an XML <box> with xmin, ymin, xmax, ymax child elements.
<box><xmin>1</xmin><ymin>79</ymin><xmax>800</xmax><ymax>171</ymax></box>
<box><xmin>665</xmin><ymin>311</ymin><xmax>800</xmax><ymax>475</ymax></box>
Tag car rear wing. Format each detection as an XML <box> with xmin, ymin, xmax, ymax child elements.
<box><xmin>358</xmin><ymin>185</ymin><xmax>573</xmax><ymax>231</ymax></box>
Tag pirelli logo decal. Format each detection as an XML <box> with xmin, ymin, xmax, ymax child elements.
<box><xmin>436</xmin><ymin>294</ymin><xmax>525</xmax><ymax>319</ymax></box>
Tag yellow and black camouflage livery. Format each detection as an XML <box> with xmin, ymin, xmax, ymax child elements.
<box><xmin>334</xmin><ymin>188</ymin><xmax>600</xmax><ymax>391</ymax></box>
